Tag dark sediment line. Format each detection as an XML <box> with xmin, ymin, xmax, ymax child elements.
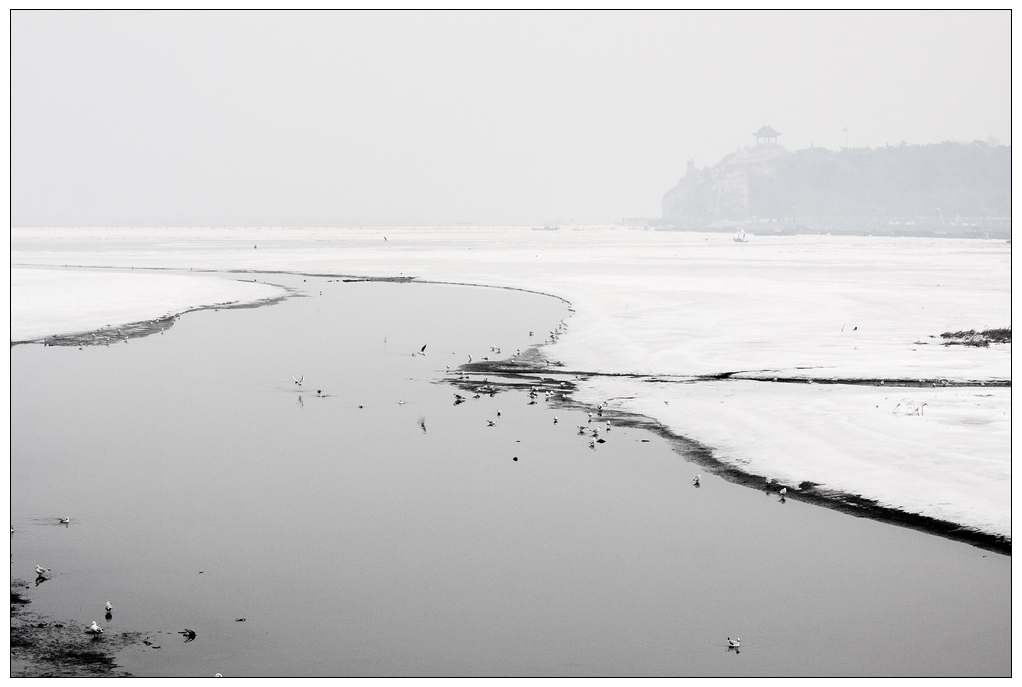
<box><xmin>622</xmin><ymin>415</ymin><xmax>1010</xmax><ymax>556</ymax></box>
<box><xmin>12</xmin><ymin>290</ymin><xmax>297</xmax><ymax>349</ymax></box>
<box><xmin>458</xmin><ymin>359</ymin><xmax>1010</xmax><ymax>388</ymax></box>
<box><xmin>447</xmin><ymin>357</ymin><xmax>1011</xmax><ymax>556</ymax></box>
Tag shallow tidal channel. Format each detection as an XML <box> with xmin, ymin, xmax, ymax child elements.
<box><xmin>10</xmin><ymin>274</ymin><xmax>1010</xmax><ymax>677</ymax></box>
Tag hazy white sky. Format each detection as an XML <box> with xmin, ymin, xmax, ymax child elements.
<box><xmin>11</xmin><ymin>10</ymin><xmax>1010</xmax><ymax>227</ymax></box>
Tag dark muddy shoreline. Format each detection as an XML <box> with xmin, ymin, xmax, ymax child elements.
<box><xmin>448</xmin><ymin>357</ymin><xmax>1011</xmax><ymax>556</ymax></box>
<box><xmin>10</xmin><ymin>580</ymin><xmax>144</xmax><ymax>677</ymax></box>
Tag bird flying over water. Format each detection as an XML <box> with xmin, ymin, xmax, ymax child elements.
<box><xmin>59</xmin><ymin>517</ymin><xmax>69</xmax><ymax>524</ymax></box>
<box><xmin>728</xmin><ymin>637</ymin><xmax>740</xmax><ymax>648</ymax></box>
<box><xmin>420</xmin><ymin>344</ymin><xmax>427</xmax><ymax>355</ymax></box>
<box><xmin>293</xmin><ymin>375</ymin><xmax>304</xmax><ymax>387</ymax></box>
<box><xmin>180</xmin><ymin>629</ymin><xmax>197</xmax><ymax>642</ymax></box>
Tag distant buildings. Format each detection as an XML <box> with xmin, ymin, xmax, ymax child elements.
<box><xmin>753</xmin><ymin>125</ymin><xmax>781</xmax><ymax>145</ymax></box>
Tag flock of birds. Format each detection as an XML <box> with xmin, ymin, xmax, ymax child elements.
<box><xmin>29</xmin><ymin>287</ymin><xmax>770</xmax><ymax>668</ymax></box>
<box><xmin>151</xmin><ymin>320</ymin><xmax>761</xmax><ymax>658</ymax></box>
<box><xmin>30</xmin><ymin>552</ymin><xmax>115</xmax><ymax>637</ymax></box>
<box><xmin>21</xmin><ymin>519</ymin><xmax>201</xmax><ymax>644</ymax></box>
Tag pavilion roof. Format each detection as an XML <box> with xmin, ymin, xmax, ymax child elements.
<box><xmin>753</xmin><ymin>125</ymin><xmax>781</xmax><ymax>138</ymax></box>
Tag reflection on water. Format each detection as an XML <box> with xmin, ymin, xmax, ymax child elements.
<box><xmin>11</xmin><ymin>276</ymin><xmax>1009</xmax><ymax>677</ymax></box>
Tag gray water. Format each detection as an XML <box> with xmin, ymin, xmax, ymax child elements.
<box><xmin>10</xmin><ymin>275</ymin><xmax>1010</xmax><ymax>677</ymax></box>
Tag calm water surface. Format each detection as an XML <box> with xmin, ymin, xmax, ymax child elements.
<box><xmin>10</xmin><ymin>275</ymin><xmax>1010</xmax><ymax>676</ymax></box>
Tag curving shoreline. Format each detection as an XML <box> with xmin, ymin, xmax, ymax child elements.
<box><xmin>451</xmin><ymin>357</ymin><xmax>1012</xmax><ymax>555</ymax></box>
<box><xmin>12</xmin><ymin>265</ymin><xmax>1011</xmax><ymax>553</ymax></box>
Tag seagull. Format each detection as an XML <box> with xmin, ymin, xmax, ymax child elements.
<box><xmin>419</xmin><ymin>344</ymin><xmax>427</xmax><ymax>355</ymax></box>
<box><xmin>779</xmin><ymin>487</ymin><xmax>787</xmax><ymax>497</ymax></box>
<box><xmin>293</xmin><ymin>375</ymin><xmax>304</xmax><ymax>388</ymax></box>
<box><xmin>693</xmin><ymin>475</ymin><xmax>700</xmax><ymax>487</ymax></box>
<box><xmin>728</xmin><ymin>637</ymin><xmax>740</xmax><ymax>648</ymax></box>
<box><xmin>487</xmin><ymin>420</ymin><xmax>496</xmax><ymax>427</ymax></box>
<box><xmin>88</xmin><ymin>621</ymin><xmax>104</xmax><ymax>635</ymax></box>
<box><xmin>35</xmin><ymin>565</ymin><xmax>49</xmax><ymax>576</ymax></box>
<box><xmin>59</xmin><ymin>517</ymin><xmax>69</xmax><ymax>524</ymax></box>
<box><xmin>180</xmin><ymin>629</ymin><xmax>197</xmax><ymax>642</ymax></box>
<box><xmin>553</xmin><ymin>417</ymin><xmax>558</xmax><ymax>424</ymax></box>
<box><xmin>105</xmin><ymin>601</ymin><xmax>113</xmax><ymax>613</ymax></box>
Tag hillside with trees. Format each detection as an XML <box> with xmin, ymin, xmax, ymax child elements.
<box><xmin>661</xmin><ymin>140</ymin><xmax>1010</xmax><ymax>238</ymax></box>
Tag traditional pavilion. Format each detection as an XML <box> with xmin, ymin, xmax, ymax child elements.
<box><xmin>753</xmin><ymin>125</ymin><xmax>781</xmax><ymax>145</ymax></box>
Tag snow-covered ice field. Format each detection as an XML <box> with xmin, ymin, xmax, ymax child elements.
<box><xmin>10</xmin><ymin>226</ymin><xmax>1011</xmax><ymax>540</ymax></box>
<box><xmin>11</xmin><ymin>266</ymin><xmax>285</xmax><ymax>342</ymax></box>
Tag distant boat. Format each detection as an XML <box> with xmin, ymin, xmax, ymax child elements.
<box><xmin>733</xmin><ymin>229</ymin><xmax>749</xmax><ymax>242</ymax></box>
